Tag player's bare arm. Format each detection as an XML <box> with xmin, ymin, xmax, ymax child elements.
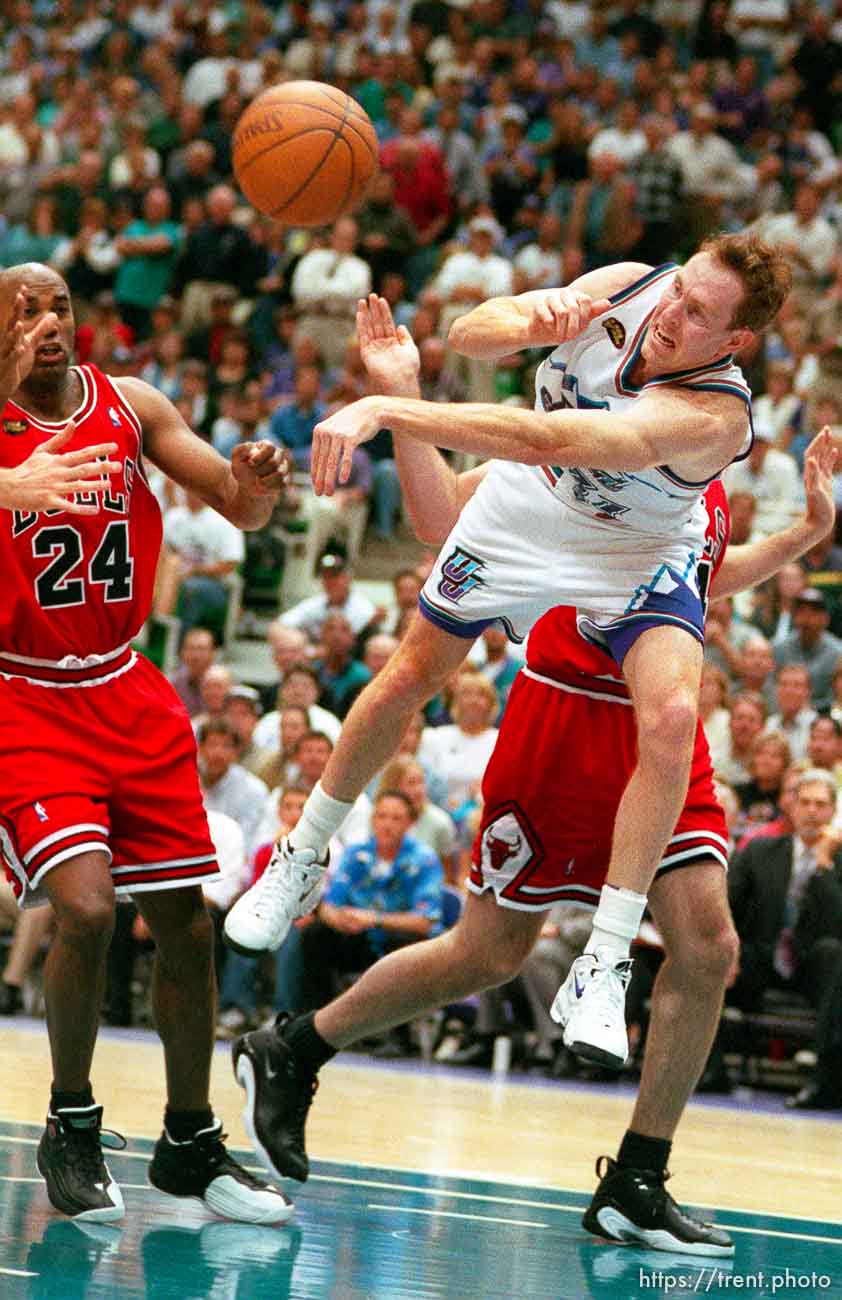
<box><xmin>115</xmin><ymin>377</ymin><xmax>290</xmax><ymax>530</ymax></box>
<box><xmin>447</xmin><ymin>262</ymin><xmax>651</xmax><ymax>359</ymax></box>
<box><xmin>0</xmin><ymin>421</ymin><xmax>121</xmax><ymax>515</ymax></box>
<box><xmin>357</xmin><ymin>294</ymin><xmax>489</xmax><ymax>542</ymax></box>
<box><xmin>713</xmin><ymin>427</ymin><xmax>838</xmax><ymax>598</ymax></box>
<box><xmin>310</xmin><ymin>383</ymin><xmax>746</xmax><ymax>496</ymax></box>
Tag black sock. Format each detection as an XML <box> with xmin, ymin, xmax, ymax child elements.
<box><xmin>617</xmin><ymin>1130</ymin><xmax>672</xmax><ymax>1176</ymax></box>
<box><xmin>165</xmin><ymin>1106</ymin><xmax>215</xmax><ymax>1141</ymax></box>
<box><xmin>50</xmin><ymin>1084</ymin><xmax>94</xmax><ymax>1113</ymax></box>
<box><xmin>280</xmin><ymin>1012</ymin><xmax>337</xmax><ymax>1072</ymax></box>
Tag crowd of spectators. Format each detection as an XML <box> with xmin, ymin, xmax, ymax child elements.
<box><xmin>2</xmin><ymin>0</ymin><xmax>842</xmax><ymax>1105</ymax></box>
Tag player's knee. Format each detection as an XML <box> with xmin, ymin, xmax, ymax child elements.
<box><xmin>481</xmin><ymin>934</ymin><xmax>532</xmax><ymax>987</ymax></box>
<box><xmin>671</xmin><ymin>914</ymin><xmax>737</xmax><ymax>989</ymax></box>
<box><xmin>638</xmin><ymin>689</ymin><xmax>696</xmax><ymax>765</ymax></box>
<box><xmin>54</xmin><ymin>892</ymin><xmax>116</xmax><ymax>951</ymax></box>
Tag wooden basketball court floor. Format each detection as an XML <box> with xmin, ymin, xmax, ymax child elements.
<box><xmin>0</xmin><ymin>1020</ymin><xmax>840</xmax><ymax>1299</ymax></box>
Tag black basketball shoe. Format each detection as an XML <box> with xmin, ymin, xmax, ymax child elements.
<box><xmin>36</xmin><ymin>1104</ymin><xmax>125</xmax><ymax>1222</ymax></box>
<box><xmin>148</xmin><ymin>1118</ymin><xmax>294</xmax><ymax>1224</ymax></box>
<box><xmin>582</xmin><ymin>1156</ymin><xmax>734</xmax><ymax>1257</ymax></box>
<box><xmin>232</xmin><ymin>1013</ymin><xmax>318</xmax><ymax>1183</ymax></box>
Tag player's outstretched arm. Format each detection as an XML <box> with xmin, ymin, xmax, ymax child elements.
<box><xmin>447</xmin><ymin>262</ymin><xmax>651</xmax><ymax>360</ymax></box>
<box><xmin>357</xmin><ymin>294</ymin><xmax>488</xmax><ymax>543</ymax></box>
<box><xmin>0</xmin><ymin>422</ymin><xmax>121</xmax><ymax>514</ymax></box>
<box><xmin>114</xmin><ymin>377</ymin><xmax>290</xmax><ymax>530</ymax></box>
<box><xmin>713</xmin><ymin>427</ymin><xmax>838</xmax><ymax>598</ymax></box>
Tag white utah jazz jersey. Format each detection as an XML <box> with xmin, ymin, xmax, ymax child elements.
<box><xmin>526</xmin><ymin>262</ymin><xmax>753</xmax><ymax>546</ymax></box>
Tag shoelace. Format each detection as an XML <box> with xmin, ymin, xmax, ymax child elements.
<box><xmin>197</xmin><ymin>1128</ymin><xmax>273</xmax><ymax>1190</ymax></box>
<box><xmin>58</xmin><ymin>1121</ymin><xmax>125</xmax><ymax>1184</ymax></box>
<box><xmin>579</xmin><ymin>958</ymin><xmax>633</xmax><ymax>1024</ymax></box>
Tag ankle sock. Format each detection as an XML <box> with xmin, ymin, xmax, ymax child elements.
<box><xmin>280</xmin><ymin>1012</ymin><xmax>337</xmax><ymax>1072</ymax></box>
<box><xmin>288</xmin><ymin>782</ymin><xmax>352</xmax><ymax>857</ymax></box>
<box><xmin>164</xmin><ymin>1106</ymin><xmax>214</xmax><ymax>1142</ymax></box>
<box><xmin>50</xmin><ymin>1084</ymin><xmax>94</xmax><ymax>1113</ymax></box>
<box><xmin>585</xmin><ymin>884</ymin><xmax>647</xmax><ymax>960</ymax></box>
<box><xmin>617</xmin><ymin>1130</ymin><xmax>672</xmax><ymax>1177</ymax></box>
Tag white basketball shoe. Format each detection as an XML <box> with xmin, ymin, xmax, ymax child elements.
<box><xmin>550</xmin><ymin>946</ymin><xmax>633</xmax><ymax>1069</ymax></box>
<box><xmin>223</xmin><ymin>838</ymin><xmax>328</xmax><ymax>955</ymax></box>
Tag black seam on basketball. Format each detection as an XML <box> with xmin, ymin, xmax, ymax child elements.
<box><xmin>235</xmin><ymin>100</ymin><xmax>377</xmax><ymax>168</ymax></box>
<box><xmin>342</xmin><ymin>133</ymin><xmax>356</xmax><ymax>217</ymax></box>
<box><xmin>314</xmin><ymin>86</ymin><xmax>374</xmax><ymax>125</ymax></box>
<box><xmin>270</xmin><ymin>96</ymin><xmax>352</xmax><ymax>220</ymax></box>
<box><xmin>236</xmin><ymin>125</ymin><xmax>347</xmax><ymax>178</ymax></box>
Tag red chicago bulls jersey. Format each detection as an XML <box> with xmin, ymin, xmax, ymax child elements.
<box><xmin>525</xmin><ymin>478</ymin><xmax>730</xmax><ymax>695</ymax></box>
<box><xmin>0</xmin><ymin>365</ymin><xmax>161</xmax><ymax>660</ymax></box>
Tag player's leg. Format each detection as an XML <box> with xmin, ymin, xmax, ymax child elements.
<box><xmin>232</xmin><ymin>890</ymin><xmax>546</xmax><ymax>1183</ymax></box>
<box><xmin>224</xmin><ymin>612</ymin><xmax>475</xmax><ymax>954</ymax></box>
<box><xmin>555</xmin><ymin>626</ymin><xmax>703</xmax><ymax>1068</ymax></box>
<box><xmin>136</xmin><ymin>885</ymin><xmax>293</xmax><ymax>1223</ymax></box>
<box><xmin>582</xmin><ymin>858</ymin><xmax>737</xmax><ymax>1257</ymax></box>
<box><xmin>37</xmin><ymin>851</ymin><xmax>125</xmax><ymax>1221</ymax></box>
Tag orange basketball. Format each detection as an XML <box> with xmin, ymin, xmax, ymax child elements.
<box><xmin>232</xmin><ymin>81</ymin><xmax>379</xmax><ymax>226</ymax></box>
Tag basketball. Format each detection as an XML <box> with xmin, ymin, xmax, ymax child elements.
<box><xmin>232</xmin><ymin>81</ymin><xmax>379</xmax><ymax>227</ymax></box>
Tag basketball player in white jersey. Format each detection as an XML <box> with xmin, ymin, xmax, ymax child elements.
<box><xmin>226</xmin><ymin>233</ymin><xmax>791</xmax><ymax>1066</ymax></box>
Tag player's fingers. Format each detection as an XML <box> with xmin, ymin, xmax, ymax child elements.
<box><xmin>367</xmin><ymin>292</ymin><xmax>384</xmax><ymax>339</ymax></box>
<box><xmin>65</xmin><ymin>476</ymin><xmax>111</xmax><ymax>494</ymax></box>
<box><xmin>62</xmin><ymin>440</ymin><xmax>117</xmax><ymax>464</ymax></box>
<box><xmin>64</xmin><ymin>458</ymin><xmax>120</xmax><ymax>479</ymax></box>
<box><xmin>49</xmin><ymin>495</ymin><xmax>99</xmax><ymax>514</ymax></box>
<box><xmin>310</xmin><ymin>428</ymin><xmax>326</xmax><ymax>494</ymax></box>
<box><xmin>322</xmin><ymin>435</ymin><xmax>340</xmax><ymax>497</ymax></box>
<box><xmin>25</xmin><ymin>312</ymin><xmax>59</xmax><ymax>349</ymax></box>
<box><xmin>589</xmin><ymin>297</ymin><xmax>613</xmax><ymax>318</ymax></box>
<box><xmin>375</xmin><ymin>295</ymin><xmax>394</xmax><ymax>336</ymax></box>
<box><xmin>396</xmin><ymin>325</ymin><xmax>412</xmax><ymax>344</ymax></box>
<box><xmin>248</xmin><ymin>441</ymin><xmax>275</xmax><ymax>466</ymax></box>
<box><xmin>39</xmin><ymin>421</ymin><xmax>78</xmax><ymax>453</ymax></box>
<box><xmin>338</xmin><ymin>440</ymin><xmax>355</xmax><ymax>486</ymax></box>
<box><xmin>356</xmin><ymin>300</ymin><xmax>371</xmax><ymax>345</ymax></box>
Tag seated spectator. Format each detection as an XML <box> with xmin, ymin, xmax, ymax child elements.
<box><xmin>185</xmin><ymin>286</ymin><xmax>239</xmax><ymax>367</ymax></box>
<box><xmin>482</xmin><ymin>105</ymin><xmax>539</xmax><ymax>232</ymax></box>
<box><xmin>314</xmin><ymin>613</ymin><xmax>372</xmax><ymax>720</ymax></box>
<box><xmin>140</xmin><ymin>329</ymin><xmax>184</xmax><ymax>402</ymax></box>
<box><xmin>379</xmin><ymin>122</ymin><xmax>452</xmax><ymax>293</ymax></box>
<box><xmin>197</xmin><ymin>718</ymin><xmax>270</xmax><ymax>856</ymax></box>
<box><xmin>211</xmin><ymin>380</ymin><xmax>273</xmax><ymax>461</ymax></box>
<box><xmin>425</xmin><ymin>100</ymin><xmax>489</xmax><ymax>217</ymax></box>
<box><xmin>433</xmin><ymin>216</ymin><xmax>513</xmax><ymax>403</ymax></box>
<box><xmin>224</xmin><ymin>685</ymin><xmax>272</xmax><ymax>777</ymax></box>
<box><xmin>354</xmin><ymin>171</ymin><xmax>418</xmax><ymax>290</ymax></box>
<box><xmin>290</xmin><ymin>219</ymin><xmax>372</xmax><ymax>368</ymax></box>
<box><xmin>472</xmin><ymin>625</ymin><xmax>520</xmax><ymax>721</ymax></box>
<box><xmin>155</xmin><ymin>488</ymin><xmax>245</xmax><ymax>638</ymax></box>
<box><xmin>418</xmin><ymin>672</ymin><xmax>499</xmax><ymax>812</ymax></box>
<box><xmin>750</xmin><ymin>563</ymin><xmax>807</xmax><ymax>645</ymax></box>
<box><xmin>699</xmin><ymin>663</ymin><xmax>732</xmax><ymax>762</ymax></box>
<box><xmin>50</xmin><ymin>196</ymin><xmax>119</xmax><ymax>311</ymax></box>
<box><xmin>712</xmin><ymin>55</ymin><xmax>769</xmax><ymax>148</ymax></box>
<box><xmin>804</xmin><ymin>716</ymin><xmax>842</xmax><ymax>788</ymax></box>
<box><xmin>295</xmin><ymin>790</ymin><xmax>444</xmax><ymax>1014</ymax></box>
<box><xmin>113</xmin><ymin>184</ymin><xmax>181</xmax><ymax>340</ymax></box>
<box><xmin>766</xmin><ymin>665</ymin><xmax>817</xmax><ymax>762</ymax></box>
<box><xmin>705</xmin><ymin>595</ymin><xmax>764</xmax><ymax>683</ymax></box>
<box><xmin>380</xmin><ymin>569</ymin><xmax>422</xmax><ymax>637</ymax></box>
<box><xmin>568</xmin><ymin>152</ymin><xmax>642</xmax><ymax>270</ymax></box>
<box><xmin>191</xmin><ymin>664</ymin><xmax>235</xmax><ymax>735</ymax></box>
<box><xmin>174</xmin><ymin>184</ymin><xmax>265</xmax><ymax>332</ymax></box>
<box><xmin>753</xmin><ymin>361</ymin><xmax>801</xmax><ymax>451</ymax></box>
<box><xmin>167</xmin><ymin>625</ymin><xmax>216</xmax><ymax>718</ymax></box>
<box><xmin>774</xmin><ymin>589</ymin><xmax>842</xmax><ymax>712</ymax></box>
<box><xmin>734</xmin><ymin>732</ymin><xmax>791</xmax><ymax>839</ymax></box>
<box><xmin>254</xmin><ymin>664</ymin><xmax>343</xmax><ymax>751</ymax></box>
<box><xmin>759</xmin><ymin>183</ymin><xmax>837</xmax><ymax>312</ymax></box>
<box><xmin>667</xmin><ymin>102</ymin><xmax>754</xmax><ymax>244</ymax></box>
<box><xmin>738</xmin><ymin>765</ymin><xmax>799</xmax><ymax>850</ymax></box>
<box><xmin>376</xmin><ymin>755</ymin><xmax>458</xmax><ymax>882</ymax></box>
<box><xmin>630</xmin><ymin>113</ymin><xmax>684</xmax><ymax>266</ymax></box>
<box><xmin>279</xmin><ymin>553</ymin><xmax>378</xmax><ymax>642</ymax></box>
<box><xmin>300</xmin><ymin>444</ymin><xmax>374</xmax><ymax>573</ymax></box>
<box><xmin>709</xmin><ymin>689</ymin><xmax>767</xmax><ymax>785</ymax></box>
<box><xmin>735</xmin><ymin>633</ymin><xmax>776</xmax><ymax>707</ymax></box>
<box><xmin>512</xmin><ymin>212</ymin><xmax>564</xmax><ymax>293</ymax></box>
<box><xmin>723</xmin><ymin>423</ymin><xmax>800</xmax><ymax>539</ymax></box>
<box><xmin>108</xmin><ymin>116</ymin><xmax>161</xmax><ymax>192</ymax></box>
<box><xmin>74</xmin><ymin>290</ymin><xmax>134</xmax><ymax>367</ymax></box>
<box><xmin>258</xmin><ymin>624</ymin><xmax>310</xmax><ymax>715</ymax></box>
<box><xmin>588</xmin><ymin>96</ymin><xmax>646</xmax><ymax>166</ymax></box>
<box><xmin>256</xmin><ymin>706</ymin><xmax>311</xmax><ymax>793</ymax></box>
<box><xmin>269</xmin><ymin>366</ymin><xmax>326</xmax><ymax>472</ymax></box>
<box><xmin>787</xmin><ymin>927</ymin><xmax>842</xmax><ymax>1111</ymax></box>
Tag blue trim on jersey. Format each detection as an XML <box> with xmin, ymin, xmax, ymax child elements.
<box><xmin>418</xmin><ymin>593</ymin><xmax>526</xmax><ymax>645</ymax></box>
<box><xmin>608</xmin><ymin>263</ymin><xmax>677</xmax><ymax>306</ymax></box>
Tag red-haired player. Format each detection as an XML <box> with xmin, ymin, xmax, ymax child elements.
<box><xmin>0</xmin><ymin>264</ymin><xmax>291</xmax><ymax>1225</ymax></box>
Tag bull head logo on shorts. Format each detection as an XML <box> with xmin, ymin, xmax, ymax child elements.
<box><xmin>483</xmin><ymin>824</ymin><xmax>523</xmax><ymax>871</ymax></box>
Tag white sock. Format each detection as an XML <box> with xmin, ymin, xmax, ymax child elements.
<box><xmin>287</xmin><ymin>782</ymin><xmax>353</xmax><ymax>858</ymax></box>
<box><xmin>585</xmin><ymin>884</ymin><xmax>647</xmax><ymax>961</ymax></box>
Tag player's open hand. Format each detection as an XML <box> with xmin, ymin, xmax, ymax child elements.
<box><xmin>0</xmin><ymin>422</ymin><xmax>121</xmax><ymax>514</ymax></box>
<box><xmin>231</xmin><ymin>440</ymin><xmax>292</xmax><ymax>497</ymax></box>
<box><xmin>802</xmin><ymin>425</ymin><xmax>837</xmax><ymax>540</ymax></box>
<box><xmin>311</xmin><ymin>395</ymin><xmax>382</xmax><ymax>496</ymax></box>
<box><xmin>0</xmin><ymin>288</ymin><xmax>60</xmax><ymax>397</ymax></box>
<box><xmin>529</xmin><ymin>288</ymin><xmax>613</xmax><ymax>346</ymax></box>
<box><xmin>356</xmin><ymin>293</ymin><xmax>420</xmax><ymax>395</ymax></box>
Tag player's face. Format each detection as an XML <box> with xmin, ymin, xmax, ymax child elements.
<box><xmin>15</xmin><ymin>274</ymin><xmax>75</xmax><ymax>383</ymax></box>
<box><xmin>644</xmin><ymin>253</ymin><xmax>747</xmax><ymax>372</ymax></box>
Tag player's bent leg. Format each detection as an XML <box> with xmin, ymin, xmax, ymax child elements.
<box><xmin>38</xmin><ymin>852</ymin><xmax>125</xmax><ymax>1221</ymax></box>
<box><xmin>559</xmin><ymin>627</ymin><xmax>703</xmax><ymax>1069</ymax></box>
<box><xmin>139</xmin><ymin>887</ymin><xmax>292</xmax><ymax>1224</ymax></box>
<box><xmin>232</xmin><ymin>891</ymin><xmax>546</xmax><ymax>1183</ymax></box>
<box><xmin>224</xmin><ymin>614</ymin><xmax>475</xmax><ymax>956</ymax></box>
<box><xmin>583</xmin><ymin>860</ymin><xmax>736</xmax><ymax>1258</ymax></box>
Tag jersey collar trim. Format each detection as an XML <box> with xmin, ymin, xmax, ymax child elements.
<box><xmin>8</xmin><ymin>366</ymin><xmax>94</xmax><ymax>430</ymax></box>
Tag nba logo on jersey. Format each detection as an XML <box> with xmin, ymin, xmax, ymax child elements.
<box><xmin>34</xmin><ymin>802</ymin><xmax>49</xmax><ymax>823</ymax></box>
<box><xmin>438</xmin><ymin>547</ymin><xmax>486</xmax><ymax>604</ymax></box>
<box><xmin>108</xmin><ymin>406</ymin><xmax>122</xmax><ymax>427</ymax></box>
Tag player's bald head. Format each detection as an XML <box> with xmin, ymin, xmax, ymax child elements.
<box><xmin>0</xmin><ymin>263</ymin><xmax>69</xmax><ymax>309</ymax></box>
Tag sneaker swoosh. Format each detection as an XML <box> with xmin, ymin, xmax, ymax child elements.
<box><xmin>574</xmin><ymin>972</ymin><xmax>586</xmax><ymax>999</ymax></box>
<box><xmin>264</xmin><ymin>1059</ymin><xmax>278</xmax><ymax>1081</ymax></box>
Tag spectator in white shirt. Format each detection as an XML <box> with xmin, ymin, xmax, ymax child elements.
<box><xmin>765</xmin><ymin>664</ymin><xmax>817</xmax><ymax>763</ymax></box>
<box><xmin>181</xmin><ymin>30</ymin><xmax>239</xmax><ymax>108</ymax></box>
<box><xmin>291</xmin><ymin>218</ymin><xmax>372</xmax><ymax>367</ymax></box>
<box><xmin>513</xmin><ymin>213</ymin><xmax>565</xmax><ymax>292</ymax></box>
<box><xmin>254</xmin><ymin>665</ymin><xmax>342</xmax><ymax>751</ymax></box>
<box><xmin>280</xmin><ymin>552</ymin><xmax>377</xmax><ymax>642</ymax></box>
<box><xmin>588</xmin><ymin>97</ymin><xmax>647</xmax><ymax>166</ymax></box>
<box><xmin>753</xmin><ymin>360</ymin><xmax>801</xmax><ymax>449</ymax></box>
<box><xmin>433</xmin><ymin>216</ymin><xmax>514</xmax><ymax>401</ymax></box>
<box><xmin>760</xmin><ymin>184</ymin><xmax>838</xmax><ymax>308</ymax></box>
<box><xmin>155</xmin><ymin>488</ymin><xmax>245</xmax><ymax>632</ymax></box>
<box><xmin>667</xmin><ymin>102</ymin><xmax>754</xmax><ymax>237</ymax></box>
<box><xmin>198</xmin><ymin>719</ymin><xmax>271</xmax><ymax>855</ymax></box>
<box><xmin>418</xmin><ymin>672</ymin><xmax>499</xmax><ymax>810</ymax></box>
<box><xmin>723</xmin><ymin>423</ymin><xmax>800</xmax><ymax>539</ymax></box>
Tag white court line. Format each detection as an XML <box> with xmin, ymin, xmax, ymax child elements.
<box><xmin>0</xmin><ymin>1267</ymin><xmax>37</xmax><ymax>1278</ymax></box>
<box><xmin>368</xmin><ymin>1203</ymin><xmax>548</xmax><ymax>1229</ymax></box>
<box><xmin>1</xmin><ymin>1135</ymin><xmax>841</xmax><ymax>1245</ymax></box>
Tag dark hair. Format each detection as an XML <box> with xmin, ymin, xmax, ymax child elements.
<box><xmin>810</xmin><ymin>715</ymin><xmax>842</xmax><ymax>738</ymax></box>
<box><xmin>294</xmin><ymin>729</ymin><xmax>333</xmax><ymax>753</ymax></box>
<box><xmin>700</xmin><ymin>231</ymin><xmax>792</xmax><ymax>332</ymax></box>
<box><xmin>285</xmin><ymin>662</ymin><xmax>320</xmax><ymax>685</ymax></box>
<box><xmin>374</xmin><ymin>788</ymin><xmax>415</xmax><ymax>818</ymax></box>
<box><xmin>197</xmin><ymin>717</ymin><xmax>240</xmax><ymax>746</ymax></box>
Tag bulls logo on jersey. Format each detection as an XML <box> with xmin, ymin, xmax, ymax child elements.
<box><xmin>480</xmin><ymin>807</ymin><xmax>537</xmax><ymax>883</ymax></box>
<box><xmin>601</xmin><ymin>316</ymin><xmax>626</xmax><ymax>348</ymax></box>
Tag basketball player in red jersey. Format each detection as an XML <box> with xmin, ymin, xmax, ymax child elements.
<box><xmin>0</xmin><ymin>264</ymin><xmax>293</xmax><ymax>1225</ymax></box>
<box><xmin>234</xmin><ymin>296</ymin><xmax>837</xmax><ymax>1255</ymax></box>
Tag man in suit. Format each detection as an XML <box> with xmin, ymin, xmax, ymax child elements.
<box><xmin>726</xmin><ymin>768</ymin><xmax>842</xmax><ymax>1105</ymax></box>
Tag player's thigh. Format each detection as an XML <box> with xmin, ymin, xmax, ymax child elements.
<box><xmin>622</xmin><ymin>624</ymin><xmax>703</xmax><ymax>725</ymax></box>
<box><xmin>377</xmin><ymin>609</ymin><xmax>474</xmax><ymax>695</ymax></box>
